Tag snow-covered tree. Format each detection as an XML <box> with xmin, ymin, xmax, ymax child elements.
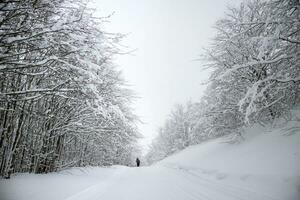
<box><xmin>208</xmin><ymin>0</ymin><xmax>300</xmax><ymax>123</ymax></box>
<box><xmin>146</xmin><ymin>0</ymin><xmax>299</xmax><ymax>164</ymax></box>
<box><xmin>0</xmin><ymin>0</ymin><xmax>140</xmax><ymax>178</ymax></box>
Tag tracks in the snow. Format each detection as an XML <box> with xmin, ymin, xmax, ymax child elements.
<box><xmin>64</xmin><ymin>166</ymin><xmax>279</xmax><ymax>200</ymax></box>
<box><xmin>166</xmin><ymin>165</ymin><xmax>278</xmax><ymax>200</ymax></box>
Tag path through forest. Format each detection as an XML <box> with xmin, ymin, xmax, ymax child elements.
<box><xmin>1</xmin><ymin>123</ymin><xmax>299</xmax><ymax>200</ymax></box>
<box><xmin>63</xmin><ymin>165</ymin><xmax>278</xmax><ymax>200</ymax></box>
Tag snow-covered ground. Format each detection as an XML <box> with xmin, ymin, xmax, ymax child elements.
<box><xmin>1</xmin><ymin>121</ymin><xmax>299</xmax><ymax>200</ymax></box>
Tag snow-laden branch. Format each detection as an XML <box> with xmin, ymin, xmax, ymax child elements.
<box><xmin>1</xmin><ymin>88</ymin><xmax>76</xmax><ymax>96</ymax></box>
<box><xmin>0</xmin><ymin>56</ymin><xmax>58</xmax><ymax>70</ymax></box>
<box><xmin>218</xmin><ymin>54</ymin><xmax>295</xmax><ymax>79</ymax></box>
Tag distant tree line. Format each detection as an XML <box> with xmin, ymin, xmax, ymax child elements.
<box><xmin>0</xmin><ymin>0</ymin><xmax>140</xmax><ymax>178</ymax></box>
<box><xmin>146</xmin><ymin>0</ymin><xmax>300</xmax><ymax>164</ymax></box>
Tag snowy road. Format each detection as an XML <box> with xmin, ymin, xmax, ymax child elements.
<box><xmin>63</xmin><ymin>166</ymin><xmax>278</xmax><ymax>200</ymax></box>
<box><xmin>1</xmin><ymin>125</ymin><xmax>299</xmax><ymax>200</ymax></box>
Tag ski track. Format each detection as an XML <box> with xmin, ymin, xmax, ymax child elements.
<box><xmin>63</xmin><ymin>167</ymin><xmax>128</xmax><ymax>200</ymax></box>
<box><xmin>63</xmin><ymin>166</ymin><xmax>278</xmax><ymax>200</ymax></box>
<box><xmin>166</xmin><ymin>166</ymin><xmax>278</xmax><ymax>200</ymax></box>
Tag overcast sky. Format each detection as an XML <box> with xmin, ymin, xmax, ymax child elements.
<box><xmin>93</xmin><ymin>0</ymin><xmax>241</xmax><ymax>152</ymax></box>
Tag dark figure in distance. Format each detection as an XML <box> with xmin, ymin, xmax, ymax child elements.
<box><xmin>136</xmin><ymin>157</ymin><xmax>140</xmax><ymax>167</ymax></box>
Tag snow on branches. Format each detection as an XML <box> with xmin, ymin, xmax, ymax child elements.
<box><xmin>146</xmin><ymin>0</ymin><xmax>299</xmax><ymax>164</ymax></box>
<box><xmin>0</xmin><ymin>0</ymin><xmax>140</xmax><ymax>178</ymax></box>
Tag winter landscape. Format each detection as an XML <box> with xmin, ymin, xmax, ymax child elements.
<box><xmin>0</xmin><ymin>0</ymin><xmax>299</xmax><ymax>200</ymax></box>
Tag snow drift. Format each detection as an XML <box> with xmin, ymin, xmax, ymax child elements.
<box><xmin>158</xmin><ymin>121</ymin><xmax>300</xmax><ymax>200</ymax></box>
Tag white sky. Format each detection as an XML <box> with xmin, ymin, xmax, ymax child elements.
<box><xmin>93</xmin><ymin>0</ymin><xmax>241</xmax><ymax>152</ymax></box>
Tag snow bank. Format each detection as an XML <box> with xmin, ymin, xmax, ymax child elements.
<box><xmin>159</xmin><ymin>124</ymin><xmax>300</xmax><ymax>176</ymax></box>
<box><xmin>157</xmin><ymin>120</ymin><xmax>300</xmax><ymax>200</ymax></box>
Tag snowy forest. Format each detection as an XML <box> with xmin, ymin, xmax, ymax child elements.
<box><xmin>0</xmin><ymin>0</ymin><xmax>300</xmax><ymax>199</ymax></box>
<box><xmin>0</xmin><ymin>0</ymin><xmax>141</xmax><ymax>179</ymax></box>
<box><xmin>146</xmin><ymin>0</ymin><xmax>299</xmax><ymax>163</ymax></box>
<box><xmin>0</xmin><ymin>0</ymin><xmax>299</xmax><ymax>182</ymax></box>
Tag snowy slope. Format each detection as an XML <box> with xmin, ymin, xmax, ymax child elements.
<box><xmin>158</xmin><ymin>122</ymin><xmax>300</xmax><ymax>200</ymax></box>
<box><xmin>0</xmin><ymin>121</ymin><xmax>299</xmax><ymax>200</ymax></box>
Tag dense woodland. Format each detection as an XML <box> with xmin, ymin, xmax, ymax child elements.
<box><xmin>146</xmin><ymin>0</ymin><xmax>300</xmax><ymax>164</ymax></box>
<box><xmin>0</xmin><ymin>0</ymin><xmax>140</xmax><ymax>178</ymax></box>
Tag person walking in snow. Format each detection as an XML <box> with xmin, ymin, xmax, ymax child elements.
<box><xmin>136</xmin><ymin>157</ymin><xmax>140</xmax><ymax>167</ymax></box>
